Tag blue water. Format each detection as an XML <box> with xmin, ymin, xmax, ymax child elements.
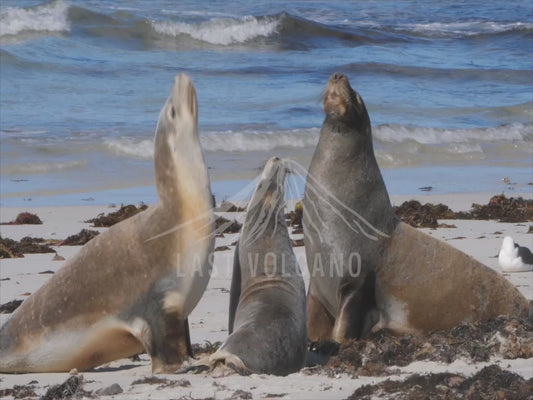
<box><xmin>1</xmin><ymin>0</ymin><xmax>532</xmax><ymax>206</ymax></box>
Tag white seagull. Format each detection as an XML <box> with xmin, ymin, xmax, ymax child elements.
<box><xmin>498</xmin><ymin>236</ymin><xmax>533</xmax><ymax>272</ymax></box>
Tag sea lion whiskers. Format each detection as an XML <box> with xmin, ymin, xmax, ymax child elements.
<box><xmin>240</xmin><ymin>183</ymin><xmax>283</xmax><ymax>247</ymax></box>
<box><xmin>144</xmin><ymin>210</ymin><xmax>213</xmax><ymax>243</ymax></box>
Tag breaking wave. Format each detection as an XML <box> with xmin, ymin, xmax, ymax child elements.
<box><xmin>102</xmin><ymin>123</ymin><xmax>531</xmax><ymax>162</ymax></box>
<box><xmin>151</xmin><ymin>15</ymin><xmax>280</xmax><ymax>46</ymax></box>
<box><xmin>373</xmin><ymin>123</ymin><xmax>531</xmax><ymax>145</ymax></box>
<box><xmin>2</xmin><ymin>160</ymin><xmax>87</xmax><ymax>175</ymax></box>
<box><xmin>395</xmin><ymin>20</ymin><xmax>533</xmax><ymax>38</ymax></box>
<box><xmin>0</xmin><ymin>0</ymin><xmax>70</xmax><ymax>37</ymax></box>
<box><xmin>3</xmin><ymin>1</ymin><xmax>530</xmax><ymax>48</ymax></box>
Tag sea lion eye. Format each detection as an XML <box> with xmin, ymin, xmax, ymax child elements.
<box><xmin>170</xmin><ymin>106</ymin><xmax>176</xmax><ymax>119</ymax></box>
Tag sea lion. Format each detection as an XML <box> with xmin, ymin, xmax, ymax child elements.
<box><xmin>0</xmin><ymin>74</ymin><xmax>215</xmax><ymax>373</ymax></box>
<box><xmin>190</xmin><ymin>157</ymin><xmax>307</xmax><ymax>376</ymax></box>
<box><xmin>303</xmin><ymin>73</ymin><xmax>531</xmax><ymax>343</ymax></box>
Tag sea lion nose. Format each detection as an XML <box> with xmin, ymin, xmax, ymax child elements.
<box><xmin>332</xmin><ymin>73</ymin><xmax>344</xmax><ymax>82</ymax></box>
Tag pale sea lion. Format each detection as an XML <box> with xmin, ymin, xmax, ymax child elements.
<box><xmin>0</xmin><ymin>74</ymin><xmax>215</xmax><ymax>373</ymax></box>
<box><xmin>303</xmin><ymin>73</ymin><xmax>531</xmax><ymax>343</ymax></box>
<box><xmin>191</xmin><ymin>157</ymin><xmax>307</xmax><ymax>376</ymax></box>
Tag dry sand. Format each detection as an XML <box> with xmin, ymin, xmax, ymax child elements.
<box><xmin>0</xmin><ymin>191</ymin><xmax>532</xmax><ymax>399</ymax></box>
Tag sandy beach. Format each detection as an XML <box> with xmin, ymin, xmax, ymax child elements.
<box><xmin>0</xmin><ymin>191</ymin><xmax>532</xmax><ymax>399</ymax></box>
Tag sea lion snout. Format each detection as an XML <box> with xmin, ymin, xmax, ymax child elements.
<box><xmin>330</xmin><ymin>72</ymin><xmax>348</xmax><ymax>84</ymax></box>
<box><xmin>169</xmin><ymin>74</ymin><xmax>198</xmax><ymax>125</ymax></box>
<box><xmin>325</xmin><ymin>73</ymin><xmax>351</xmax><ymax>118</ymax></box>
<box><xmin>261</xmin><ymin>156</ymin><xmax>286</xmax><ymax>182</ymax></box>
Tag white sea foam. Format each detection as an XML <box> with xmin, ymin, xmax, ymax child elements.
<box><xmin>0</xmin><ymin>0</ymin><xmax>70</xmax><ymax>37</ymax></box>
<box><xmin>104</xmin><ymin>138</ymin><xmax>154</xmax><ymax>159</ymax></box>
<box><xmin>374</xmin><ymin>123</ymin><xmax>530</xmax><ymax>145</ymax></box>
<box><xmin>103</xmin><ymin>128</ymin><xmax>320</xmax><ymax>159</ymax></box>
<box><xmin>101</xmin><ymin>124</ymin><xmax>530</xmax><ymax>164</ymax></box>
<box><xmin>151</xmin><ymin>15</ymin><xmax>280</xmax><ymax>45</ymax></box>
<box><xmin>200</xmin><ymin>128</ymin><xmax>320</xmax><ymax>152</ymax></box>
<box><xmin>3</xmin><ymin>160</ymin><xmax>87</xmax><ymax>175</ymax></box>
<box><xmin>402</xmin><ymin>21</ymin><xmax>533</xmax><ymax>37</ymax></box>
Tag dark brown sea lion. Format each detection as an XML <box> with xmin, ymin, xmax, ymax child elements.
<box><xmin>303</xmin><ymin>73</ymin><xmax>531</xmax><ymax>343</ymax></box>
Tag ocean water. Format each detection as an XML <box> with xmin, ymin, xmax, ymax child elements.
<box><xmin>0</xmin><ymin>0</ymin><xmax>532</xmax><ymax>206</ymax></box>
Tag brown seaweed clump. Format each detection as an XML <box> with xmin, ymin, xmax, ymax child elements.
<box><xmin>59</xmin><ymin>229</ymin><xmax>100</xmax><ymax>246</ymax></box>
<box><xmin>192</xmin><ymin>341</ymin><xmax>223</xmax><ymax>357</ymax></box>
<box><xmin>0</xmin><ymin>212</ymin><xmax>43</xmax><ymax>225</ymax></box>
<box><xmin>86</xmin><ymin>204</ymin><xmax>148</xmax><ymax>227</ymax></box>
<box><xmin>0</xmin><ymin>382</ymin><xmax>38</xmax><ymax>399</ymax></box>
<box><xmin>0</xmin><ymin>236</ymin><xmax>56</xmax><ymax>258</ymax></box>
<box><xmin>320</xmin><ymin>316</ymin><xmax>532</xmax><ymax>378</ymax></box>
<box><xmin>457</xmin><ymin>194</ymin><xmax>533</xmax><ymax>223</ymax></box>
<box><xmin>395</xmin><ymin>195</ymin><xmax>533</xmax><ymax>228</ymax></box>
<box><xmin>215</xmin><ymin>216</ymin><xmax>242</xmax><ymax>234</ymax></box>
<box><xmin>131</xmin><ymin>376</ymin><xmax>191</xmax><ymax>389</ymax></box>
<box><xmin>394</xmin><ymin>200</ymin><xmax>455</xmax><ymax>228</ymax></box>
<box><xmin>0</xmin><ymin>299</ymin><xmax>23</xmax><ymax>314</ymax></box>
<box><xmin>41</xmin><ymin>375</ymin><xmax>91</xmax><ymax>400</ymax></box>
<box><xmin>348</xmin><ymin>365</ymin><xmax>533</xmax><ymax>400</ymax></box>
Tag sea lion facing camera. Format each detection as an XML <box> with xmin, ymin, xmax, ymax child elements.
<box><xmin>0</xmin><ymin>74</ymin><xmax>215</xmax><ymax>373</ymax></box>
<box><xmin>190</xmin><ymin>157</ymin><xmax>307</xmax><ymax>376</ymax></box>
<box><xmin>303</xmin><ymin>73</ymin><xmax>531</xmax><ymax>343</ymax></box>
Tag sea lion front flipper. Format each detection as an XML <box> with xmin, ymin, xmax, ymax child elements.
<box><xmin>228</xmin><ymin>243</ymin><xmax>242</xmax><ymax>335</ymax></box>
<box><xmin>209</xmin><ymin>349</ymin><xmax>252</xmax><ymax>376</ymax></box>
<box><xmin>149</xmin><ymin>312</ymin><xmax>192</xmax><ymax>374</ymax></box>
<box><xmin>176</xmin><ymin>348</ymin><xmax>252</xmax><ymax>377</ymax></box>
<box><xmin>332</xmin><ymin>272</ymin><xmax>377</xmax><ymax>341</ymax></box>
<box><xmin>307</xmin><ymin>282</ymin><xmax>335</xmax><ymax>342</ymax></box>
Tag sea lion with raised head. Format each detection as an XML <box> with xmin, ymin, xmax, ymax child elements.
<box><xmin>0</xmin><ymin>74</ymin><xmax>215</xmax><ymax>373</ymax></box>
<box><xmin>188</xmin><ymin>157</ymin><xmax>307</xmax><ymax>376</ymax></box>
<box><xmin>303</xmin><ymin>73</ymin><xmax>531</xmax><ymax>343</ymax></box>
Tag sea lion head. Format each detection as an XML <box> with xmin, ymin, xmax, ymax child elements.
<box><xmin>156</xmin><ymin>74</ymin><xmax>198</xmax><ymax>144</ymax></box>
<box><xmin>249</xmin><ymin>157</ymin><xmax>287</xmax><ymax>213</ymax></box>
<box><xmin>153</xmin><ymin>74</ymin><xmax>204</xmax><ymax>203</ymax></box>
<box><xmin>324</xmin><ymin>73</ymin><xmax>371</xmax><ymax>135</ymax></box>
<box><xmin>241</xmin><ymin>157</ymin><xmax>288</xmax><ymax>244</ymax></box>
